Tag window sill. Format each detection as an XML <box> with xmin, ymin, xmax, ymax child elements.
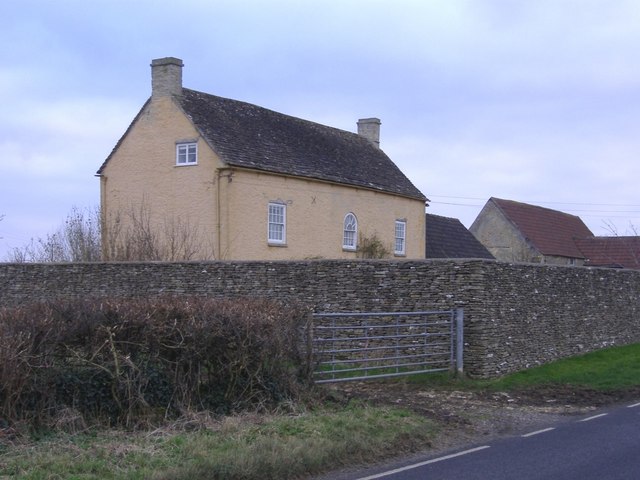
<box><xmin>268</xmin><ymin>242</ymin><xmax>288</xmax><ymax>248</ymax></box>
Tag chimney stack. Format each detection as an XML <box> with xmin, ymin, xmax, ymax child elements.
<box><xmin>357</xmin><ymin>118</ymin><xmax>381</xmax><ymax>148</ymax></box>
<box><xmin>151</xmin><ymin>57</ymin><xmax>184</xmax><ymax>97</ymax></box>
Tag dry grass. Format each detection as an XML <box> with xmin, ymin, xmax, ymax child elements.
<box><xmin>0</xmin><ymin>403</ymin><xmax>437</xmax><ymax>480</ymax></box>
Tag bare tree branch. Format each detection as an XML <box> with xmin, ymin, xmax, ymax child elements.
<box><xmin>6</xmin><ymin>207</ymin><xmax>101</xmax><ymax>263</ymax></box>
<box><xmin>103</xmin><ymin>201</ymin><xmax>216</xmax><ymax>261</ymax></box>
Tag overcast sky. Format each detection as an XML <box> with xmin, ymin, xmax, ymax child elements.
<box><xmin>2</xmin><ymin>0</ymin><xmax>640</xmax><ymax>259</ymax></box>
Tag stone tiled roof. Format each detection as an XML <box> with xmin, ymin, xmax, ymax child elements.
<box><xmin>491</xmin><ymin>197</ymin><xmax>594</xmax><ymax>259</ymax></box>
<box><xmin>574</xmin><ymin>236</ymin><xmax>640</xmax><ymax>269</ymax></box>
<box><xmin>176</xmin><ymin>88</ymin><xmax>427</xmax><ymax>201</ymax></box>
<box><xmin>425</xmin><ymin>214</ymin><xmax>494</xmax><ymax>259</ymax></box>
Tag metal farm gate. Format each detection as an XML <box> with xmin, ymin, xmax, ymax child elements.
<box><xmin>311</xmin><ymin>309</ymin><xmax>464</xmax><ymax>383</ymax></box>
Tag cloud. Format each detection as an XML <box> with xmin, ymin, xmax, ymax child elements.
<box><xmin>1</xmin><ymin>95</ymin><xmax>136</xmax><ymax>149</ymax></box>
<box><xmin>2</xmin><ymin>0</ymin><xmax>640</xmax><ymax>257</ymax></box>
<box><xmin>0</xmin><ymin>93</ymin><xmax>136</xmax><ymax>256</ymax></box>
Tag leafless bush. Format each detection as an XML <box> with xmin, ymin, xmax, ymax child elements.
<box><xmin>103</xmin><ymin>202</ymin><xmax>215</xmax><ymax>261</ymax></box>
<box><xmin>104</xmin><ymin>205</ymin><xmax>159</xmax><ymax>261</ymax></box>
<box><xmin>5</xmin><ymin>201</ymin><xmax>215</xmax><ymax>263</ymax></box>
<box><xmin>0</xmin><ymin>297</ymin><xmax>313</xmax><ymax>430</ymax></box>
<box><xmin>6</xmin><ymin>207</ymin><xmax>101</xmax><ymax>263</ymax></box>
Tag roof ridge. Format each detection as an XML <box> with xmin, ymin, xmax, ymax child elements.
<box><xmin>181</xmin><ymin>88</ymin><xmax>365</xmax><ymax>140</ymax></box>
<box><xmin>491</xmin><ymin>196</ymin><xmax>584</xmax><ymax>220</ymax></box>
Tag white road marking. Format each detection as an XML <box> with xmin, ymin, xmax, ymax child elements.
<box><xmin>579</xmin><ymin>413</ymin><xmax>608</xmax><ymax>422</ymax></box>
<box><xmin>627</xmin><ymin>402</ymin><xmax>640</xmax><ymax>408</ymax></box>
<box><xmin>356</xmin><ymin>445</ymin><xmax>491</xmax><ymax>480</ymax></box>
<box><xmin>521</xmin><ymin>427</ymin><xmax>555</xmax><ymax>437</ymax></box>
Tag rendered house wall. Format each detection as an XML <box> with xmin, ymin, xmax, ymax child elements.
<box><xmin>220</xmin><ymin>168</ymin><xmax>426</xmax><ymax>260</ymax></box>
<box><xmin>470</xmin><ymin>201</ymin><xmax>540</xmax><ymax>262</ymax></box>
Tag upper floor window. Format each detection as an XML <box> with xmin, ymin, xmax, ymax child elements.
<box><xmin>343</xmin><ymin>213</ymin><xmax>358</xmax><ymax>250</ymax></box>
<box><xmin>176</xmin><ymin>142</ymin><xmax>197</xmax><ymax>165</ymax></box>
<box><xmin>268</xmin><ymin>202</ymin><xmax>286</xmax><ymax>245</ymax></box>
<box><xmin>395</xmin><ymin>220</ymin><xmax>406</xmax><ymax>256</ymax></box>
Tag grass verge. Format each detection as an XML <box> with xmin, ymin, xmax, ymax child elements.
<box><xmin>485</xmin><ymin>342</ymin><xmax>640</xmax><ymax>391</ymax></box>
<box><xmin>407</xmin><ymin>342</ymin><xmax>640</xmax><ymax>392</ymax></box>
<box><xmin>0</xmin><ymin>402</ymin><xmax>437</xmax><ymax>480</ymax></box>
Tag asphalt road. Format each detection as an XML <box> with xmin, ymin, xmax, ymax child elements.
<box><xmin>344</xmin><ymin>401</ymin><xmax>640</xmax><ymax>480</ymax></box>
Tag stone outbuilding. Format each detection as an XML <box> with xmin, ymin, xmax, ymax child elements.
<box><xmin>470</xmin><ymin>197</ymin><xmax>593</xmax><ymax>265</ymax></box>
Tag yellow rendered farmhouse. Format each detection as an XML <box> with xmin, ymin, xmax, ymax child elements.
<box><xmin>97</xmin><ymin>57</ymin><xmax>427</xmax><ymax>260</ymax></box>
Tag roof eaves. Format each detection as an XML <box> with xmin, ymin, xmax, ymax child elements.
<box><xmin>229</xmin><ymin>164</ymin><xmax>428</xmax><ymax>202</ymax></box>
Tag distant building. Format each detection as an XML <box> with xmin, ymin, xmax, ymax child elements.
<box><xmin>97</xmin><ymin>57</ymin><xmax>427</xmax><ymax>260</ymax></box>
<box><xmin>470</xmin><ymin>197</ymin><xmax>593</xmax><ymax>265</ymax></box>
<box><xmin>425</xmin><ymin>214</ymin><xmax>494</xmax><ymax>259</ymax></box>
<box><xmin>574</xmin><ymin>237</ymin><xmax>640</xmax><ymax>269</ymax></box>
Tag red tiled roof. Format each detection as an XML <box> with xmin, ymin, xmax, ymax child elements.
<box><xmin>574</xmin><ymin>237</ymin><xmax>640</xmax><ymax>269</ymax></box>
<box><xmin>491</xmin><ymin>197</ymin><xmax>594</xmax><ymax>259</ymax></box>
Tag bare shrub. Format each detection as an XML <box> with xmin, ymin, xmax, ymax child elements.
<box><xmin>104</xmin><ymin>205</ymin><xmax>160</xmax><ymax>261</ymax></box>
<box><xmin>6</xmin><ymin>207</ymin><xmax>101</xmax><ymax>263</ymax></box>
<box><xmin>103</xmin><ymin>202</ymin><xmax>215</xmax><ymax>261</ymax></box>
<box><xmin>4</xmin><ymin>202</ymin><xmax>214</xmax><ymax>263</ymax></box>
<box><xmin>0</xmin><ymin>297</ymin><xmax>312</xmax><ymax>430</ymax></box>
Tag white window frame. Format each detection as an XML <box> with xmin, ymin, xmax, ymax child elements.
<box><xmin>176</xmin><ymin>142</ymin><xmax>198</xmax><ymax>165</ymax></box>
<box><xmin>394</xmin><ymin>220</ymin><xmax>406</xmax><ymax>256</ymax></box>
<box><xmin>268</xmin><ymin>202</ymin><xmax>286</xmax><ymax>245</ymax></box>
<box><xmin>343</xmin><ymin>213</ymin><xmax>358</xmax><ymax>251</ymax></box>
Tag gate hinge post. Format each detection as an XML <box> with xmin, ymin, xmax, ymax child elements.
<box><xmin>456</xmin><ymin>308</ymin><xmax>464</xmax><ymax>376</ymax></box>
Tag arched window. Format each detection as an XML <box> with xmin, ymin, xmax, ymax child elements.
<box><xmin>343</xmin><ymin>213</ymin><xmax>357</xmax><ymax>250</ymax></box>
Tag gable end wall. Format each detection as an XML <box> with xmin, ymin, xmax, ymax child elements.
<box><xmin>470</xmin><ymin>202</ymin><xmax>541</xmax><ymax>262</ymax></box>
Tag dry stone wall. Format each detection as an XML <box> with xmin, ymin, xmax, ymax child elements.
<box><xmin>1</xmin><ymin>259</ymin><xmax>639</xmax><ymax>377</ymax></box>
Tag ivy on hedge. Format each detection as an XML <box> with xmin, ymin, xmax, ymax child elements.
<box><xmin>0</xmin><ymin>296</ymin><xmax>312</xmax><ymax>429</ymax></box>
